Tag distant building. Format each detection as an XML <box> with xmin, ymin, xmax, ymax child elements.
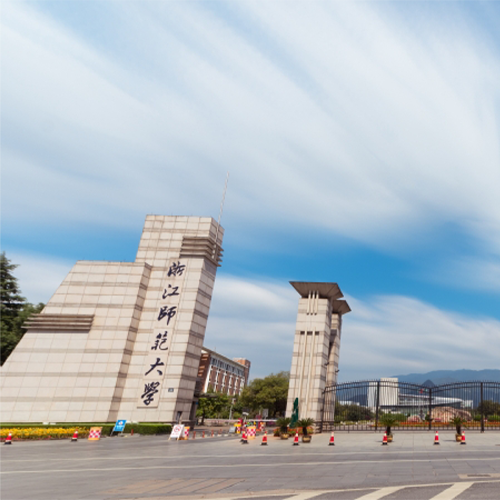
<box><xmin>197</xmin><ymin>348</ymin><xmax>250</xmax><ymax>396</ymax></box>
<box><xmin>368</xmin><ymin>377</ymin><xmax>399</xmax><ymax>409</ymax></box>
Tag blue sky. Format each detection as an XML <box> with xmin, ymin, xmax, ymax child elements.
<box><xmin>2</xmin><ymin>1</ymin><xmax>499</xmax><ymax>380</ymax></box>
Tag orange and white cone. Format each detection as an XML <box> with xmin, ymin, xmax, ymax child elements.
<box><xmin>461</xmin><ymin>432</ymin><xmax>466</xmax><ymax>445</ymax></box>
<box><xmin>434</xmin><ymin>431</ymin><xmax>440</xmax><ymax>445</ymax></box>
<box><xmin>329</xmin><ymin>432</ymin><xmax>335</xmax><ymax>446</ymax></box>
<box><xmin>293</xmin><ymin>431</ymin><xmax>299</xmax><ymax>446</ymax></box>
<box><xmin>382</xmin><ymin>432</ymin><xmax>388</xmax><ymax>445</ymax></box>
<box><xmin>241</xmin><ymin>430</ymin><xmax>248</xmax><ymax>444</ymax></box>
<box><xmin>4</xmin><ymin>432</ymin><xmax>12</xmax><ymax>445</ymax></box>
<box><xmin>71</xmin><ymin>430</ymin><xmax>78</xmax><ymax>442</ymax></box>
<box><xmin>261</xmin><ymin>431</ymin><xmax>268</xmax><ymax>446</ymax></box>
<box><xmin>202</xmin><ymin>430</ymin><xmax>205</xmax><ymax>438</ymax></box>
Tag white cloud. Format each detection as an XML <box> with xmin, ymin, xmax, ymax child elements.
<box><xmin>7</xmin><ymin>252</ymin><xmax>73</xmax><ymax>304</ymax></box>
<box><xmin>9</xmin><ymin>252</ymin><xmax>500</xmax><ymax>380</ymax></box>
<box><xmin>342</xmin><ymin>295</ymin><xmax>500</xmax><ymax>381</ymax></box>
<box><xmin>207</xmin><ymin>277</ymin><xmax>500</xmax><ymax>380</ymax></box>
<box><xmin>2</xmin><ymin>0</ymin><xmax>500</xmax><ymax>261</ymax></box>
<box><xmin>205</xmin><ymin>276</ymin><xmax>298</xmax><ymax>378</ymax></box>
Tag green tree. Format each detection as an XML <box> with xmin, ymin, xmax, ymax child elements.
<box><xmin>1</xmin><ymin>252</ymin><xmax>25</xmax><ymax>326</ymax></box>
<box><xmin>334</xmin><ymin>403</ymin><xmax>374</xmax><ymax>422</ymax></box>
<box><xmin>239</xmin><ymin>371</ymin><xmax>289</xmax><ymax>417</ymax></box>
<box><xmin>379</xmin><ymin>413</ymin><xmax>399</xmax><ymax>436</ymax></box>
<box><xmin>477</xmin><ymin>400</ymin><xmax>500</xmax><ymax>417</ymax></box>
<box><xmin>1</xmin><ymin>252</ymin><xmax>44</xmax><ymax>365</ymax></box>
<box><xmin>196</xmin><ymin>390</ymin><xmax>231</xmax><ymax>423</ymax></box>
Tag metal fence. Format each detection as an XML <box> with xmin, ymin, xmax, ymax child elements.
<box><xmin>321</xmin><ymin>380</ymin><xmax>500</xmax><ymax>432</ymax></box>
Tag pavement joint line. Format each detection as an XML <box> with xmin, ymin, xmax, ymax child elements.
<box><xmin>4</xmin><ymin>449</ymin><xmax>499</xmax><ymax>463</ymax></box>
<box><xmin>3</xmin><ymin>457</ymin><xmax>500</xmax><ymax>474</ymax></box>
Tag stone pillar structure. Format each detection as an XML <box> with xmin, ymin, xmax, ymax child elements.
<box><xmin>286</xmin><ymin>282</ymin><xmax>350</xmax><ymax>424</ymax></box>
<box><xmin>1</xmin><ymin>215</ymin><xmax>223</xmax><ymax>424</ymax></box>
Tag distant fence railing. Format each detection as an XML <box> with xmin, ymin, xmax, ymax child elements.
<box><xmin>321</xmin><ymin>380</ymin><xmax>500</xmax><ymax>432</ymax></box>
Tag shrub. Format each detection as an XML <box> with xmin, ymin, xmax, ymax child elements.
<box><xmin>296</xmin><ymin>418</ymin><xmax>315</xmax><ymax>436</ymax></box>
<box><xmin>123</xmin><ymin>423</ymin><xmax>172</xmax><ymax>435</ymax></box>
<box><xmin>276</xmin><ymin>417</ymin><xmax>291</xmax><ymax>433</ymax></box>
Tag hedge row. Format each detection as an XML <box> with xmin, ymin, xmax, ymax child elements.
<box><xmin>123</xmin><ymin>424</ymin><xmax>172</xmax><ymax>435</ymax></box>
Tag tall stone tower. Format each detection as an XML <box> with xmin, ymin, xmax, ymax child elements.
<box><xmin>1</xmin><ymin>215</ymin><xmax>223</xmax><ymax>424</ymax></box>
<box><xmin>286</xmin><ymin>282</ymin><xmax>350</xmax><ymax>423</ymax></box>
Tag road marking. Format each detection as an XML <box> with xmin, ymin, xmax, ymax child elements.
<box><xmin>133</xmin><ymin>481</ymin><xmax>500</xmax><ymax>500</ymax></box>
<box><xmin>2</xmin><ymin>457</ymin><xmax>500</xmax><ymax>474</ymax></box>
<box><xmin>4</xmin><ymin>449</ymin><xmax>499</xmax><ymax>463</ymax></box>
<box><xmin>289</xmin><ymin>492</ymin><xmax>329</xmax><ymax>500</ymax></box>
<box><xmin>0</xmin><ymin>449</ymin><xmax>500</xmax><ymax>464</ymax></box>
<box><xmin>355</xmin><ymin>486</ymin><xmax>404</xmax><ymax>499</ymax></box>
<box><xmin>428</xmin><ymin>482</ymin><xmax>473</xmax><ymax>500</ymax></box>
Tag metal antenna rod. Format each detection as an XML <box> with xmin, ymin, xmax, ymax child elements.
<box><xmin>213</xmin><ymin>172</ymin><xmax>229</xmax><ymax>261</ymax></box>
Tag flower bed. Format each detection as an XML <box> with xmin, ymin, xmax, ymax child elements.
<box><xmin>0</xmin><ymin>427</ymin><xmax>89</xmax><ymax>441</ymax></box>
<box><xmin>0</xmin><ymin>423</ymin><xmax>173</xmax><ymax>440</ymax></box>
<box><xmin>273</xmin><ymin>426</ymin><xmax>314</xmax><ymax>437</ymax></box>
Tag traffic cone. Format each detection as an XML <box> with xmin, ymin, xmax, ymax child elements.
<box><xmin>434</xmin><ymin>431</ymin><xmax>440</xmax><ymax>445</ymax></box>
<box><xmin>71</xmin><ymin>430</ymin><xmax>78</xmax><ymax>442</ymax></box>
<box><xmin>461</xmin><ymin>432</ymin><xmax>466</xmax><ymax>445</ymax></box>
<box><xmin>382</xmin><ymin>432</ymin><xmax>388</xmax><ymax>445</ymax></box>
<box><xmin>211</xmin><ymin>430</ymin><xmax>214</xmax><ymax>438</ymax></box>
<box><xmin>193</xmin><ymin>431</ymin><xmax>196</xmax><ymax>439</ymax></box>
<box><xmin>241</xmin><ymin>430</ymin><xmax>248</xmax><ymax>444</ymax></box>
<box><xmin>261</xmin><ymin>431</ymin><xmax>268</xmax><ymax>446</ymax></box>
<box><xmin>293</xmin><ymin>431</ymin><xmax>299</xmax><ymax>446</ymax></box>
<box><xmin>329</xmin><ymin>432</ymin><xmax>335</xmax><ymax>446</ymax></box>
<box><xmin>4</xmin><ymin>432</ymin><xmax>12</xmax><ymax>445</ymax></box>
<box><xmin>202</xmin><ymin>430</ymin><xmax>205</xmax><ymax>438</ymax></box>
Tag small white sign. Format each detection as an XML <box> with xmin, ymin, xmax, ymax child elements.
<box><xmin>169</xmin><ymin>424</ymin><xmax>184</xmax><ymax>441</ymax></box>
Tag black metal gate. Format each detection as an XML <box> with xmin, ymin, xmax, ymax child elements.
<box><xmin>321</xmin><ymin>380</ymin><xmax>500</xmax><ymax>432</ymax></box>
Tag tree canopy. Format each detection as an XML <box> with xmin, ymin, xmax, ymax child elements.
<box><xmin>196</xmin><ymin>390</ymin><xmax>232</xmax><ymax>422</ymax></box>
<box><xmin>1</xmin><ymin>252</ymin><xmax>44</xmax><ymax>365</ymax></box>
<box><xmin>238</xmin><ymin>371</ymin><xmax>289</xmax><ymax>417</ymax></box>
<box><xmin>477</xmin><ymin>400</ymin><xmax>500</xmax><ymax>417</ymax></box>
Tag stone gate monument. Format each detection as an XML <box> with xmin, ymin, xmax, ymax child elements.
<box><xmin>286</xmin><ymin>282</ymin><xmax>350</xmax><ymax>423</ymax></box>
<box><xmin>1</xmin><ymin>215</ymin><xmax>223</xmax><ymax>423</ymax></box>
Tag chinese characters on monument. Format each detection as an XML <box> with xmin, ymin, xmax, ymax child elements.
<box><xmin>138</xmin><ymin>260</ymin><xmax>187</xmax><ymax>408</ymax></box>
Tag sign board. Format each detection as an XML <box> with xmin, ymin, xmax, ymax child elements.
<box><xmin>88</xmin><ymin>427</ymin><xmax>102</xmax><ymax>441</ymax></box>
<box><xmin>169</xmin><ymin>424</ymin><xmax>184</xmax><ymax>440</ymax></box>
<box><xmin>181</xmin><ymin>426</ymin><xmax>190</xmax><ymax>440</ymax></box>
<box><xmin>247</xmin><ymin>426</ymin><xmax>256</xmax><ymax>439</ymax></box>
<box><xmin>113</xmin><ymin>420</ymin><xmax>127</xmax><ymax>433</ymax></box>
<box><xmin>262</xmin><ymin>409</ymin><xmax>269</xmax><ymax>418</ymax></box>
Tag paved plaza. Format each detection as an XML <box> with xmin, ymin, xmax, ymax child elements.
<box><xmin>2</xmin><ymin>432</ymin><xmax>500</xmax><ymax>500</ymax></box>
